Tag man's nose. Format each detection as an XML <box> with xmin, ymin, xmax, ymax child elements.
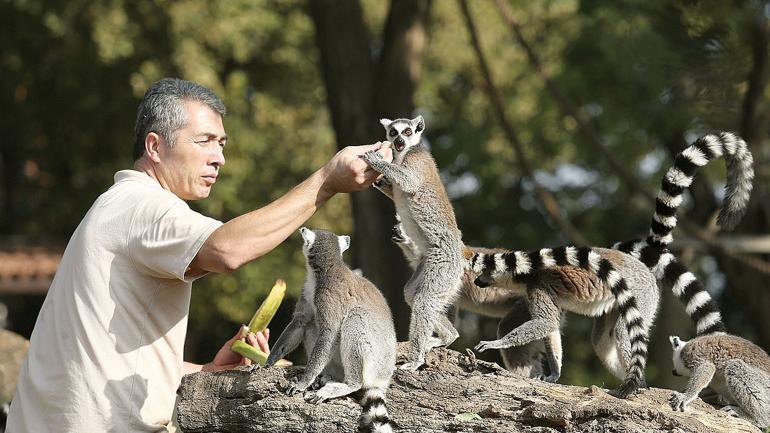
<box><xmin>211</xmin><ymin>147</ymin><xmax>226</xmax><ymax>167</ymax></box>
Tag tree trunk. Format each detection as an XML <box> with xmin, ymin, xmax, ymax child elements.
<box><xmin>307</xmin><ymin>0</ymin><xmax>432</xmax><ymax>338</ymax></box>
<box><xmin>176</xmin><ymin>344</ymin><xmax>761</xmax><ymax>433</ymax></box>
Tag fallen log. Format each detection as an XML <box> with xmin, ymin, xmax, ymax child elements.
<box><xmin>177</xmin><ymin>343</ymin><xmax>761</xmax><ymax>433</ymax></box>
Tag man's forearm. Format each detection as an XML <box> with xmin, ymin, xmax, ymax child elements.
<box><xmin>192</xmin><ymin>167</ymin><xmax>334</xmax><ymax>273</ymax></box>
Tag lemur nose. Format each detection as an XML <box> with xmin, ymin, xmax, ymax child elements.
<box><xmin>394</xmin><ymin>137</ymin><xmax>405</xmax><ymax>146</ymax></box>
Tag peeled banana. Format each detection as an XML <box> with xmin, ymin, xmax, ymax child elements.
<box><xmin>231</xmin><ymin>279</ymin><xmax>286</xmax><ymax>366</ymax></box>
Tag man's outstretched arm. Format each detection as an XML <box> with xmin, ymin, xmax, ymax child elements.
<box><xmin>188</xmin><ymin>142</ymin><xmax>392</xmax><ymax>275</ymax></box>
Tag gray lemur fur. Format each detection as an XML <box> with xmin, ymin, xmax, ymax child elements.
<box><xmin>471</xmin><ymin>246</ymin><xmax>659</xmax><ymax>398</ymax></box>
<box><xmin>379</xmin><ymin>212</ymin><xmax>562</xmax><ymax>381</ymax></box>
<box><xmin>264</xmin><ymin>228</ymin><xmax>396</xmax><ymax>433</ymax></box>
<box><xmin>361</xmin><ymin>116</ymin><xmax>465</xmax><ymax>371</ymax></box>
<box><xmin>670</xmin><ymin>334</ymin><xmax>770</xmax><ymax>429</ymax></box>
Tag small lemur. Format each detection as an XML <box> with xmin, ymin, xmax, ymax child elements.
<box><xmin>361</xmin><ymin>116</ymin><xmax>465</xmax><ymax>371</ymax></box>
<box><xmin>471</xmin><ymin>246</ymin><xmax>658</xmax><ymax>398</ymax></box>
<box><xmin>264</xmin><ymin>228</ymin><xmax>397</xmax><ymax>433</ymax></box>
<box><xmin>670</xmin><ymin>334</ymin><xmax>770</xmax><ymax>429</ymax></box>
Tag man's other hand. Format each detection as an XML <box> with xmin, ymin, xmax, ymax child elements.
<box><xmin>321</xmin><ymin>142</ymin><xmax>393</xmax><ymax>194</ymax></box>
<box><xmin>202</xmin><ymin>325</ymin><xmax>270</xmax><ymax>372</ymax></box>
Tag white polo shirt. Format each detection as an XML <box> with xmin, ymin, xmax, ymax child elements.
<box><xmin>7</xmin><ymin>170</ymin><xmax>222</xmax><ymax>433</ymax></box>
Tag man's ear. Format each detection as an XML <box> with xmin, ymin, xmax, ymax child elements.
<box><xmin>144</xmin><ymin>132</ymin><xmax>163</xmax><ymax>163</ymax></box>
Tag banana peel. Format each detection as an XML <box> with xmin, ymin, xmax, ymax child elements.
<box><xmin>231</xmin><ymin>279</ymin><xmax>287</xmax><ymax>366</ymax></box>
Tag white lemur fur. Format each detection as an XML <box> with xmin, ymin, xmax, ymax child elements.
<box><xmin>361</xmin><ymin>116</ymin><xmax>465</xmax><ymax>371</ymax></box>
<box><xmin>471</xmin><ymin>246</ymin><xmax>658</xmax><ymax>398</ymax></box>
<box><xmin>670</xmin><ymin>334</ymin><xmax>770</xmax><ymax>429</ymax></box>
<box><xmin>264</xmin><ymin>228</ymin><xmax>397</xmax><ymax>433</ymax></box>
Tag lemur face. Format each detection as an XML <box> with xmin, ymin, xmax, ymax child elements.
<box><xmin>470</xmin><ymin>253</ymin><xmax>511</xmax><ymax>288</ymax></box>
<box><xmin>380</xmin><ymin>116</ymin><xmax>424</xmax><ymax>153</ymax></box>
<box><xmin>669</xmin><ymin>336</ymin><xmax>691</xmax><ymax>377</ymax></box>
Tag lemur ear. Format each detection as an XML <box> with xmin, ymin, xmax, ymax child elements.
<box><xmin>412</xmin><ymin>115</ymin><xmax>425</xmax><ymax>133</ymax></box>
<box><xmin>300</xmin><ymin>227</ymin><xmax>316</xmax><ymax>247</ymax></box>
<box><xmin>338</xmin><ymin>235</ymin><xmax>351</xmax><ymax>254</ymax></box>
<box><xmin>669</xmin><ymin>336</ymin><xmax>681</xmax><ymax>349</ymax></box>
<box><xmin>379</xmin><ymin>118</ymin><xmax>392</xmax><ymax>129</ymax></box>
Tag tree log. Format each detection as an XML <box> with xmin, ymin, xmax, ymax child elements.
<box><xmin>176</xmin><ymin>344</ymin><xmax>760</xmax><ymax>433</ymax></box>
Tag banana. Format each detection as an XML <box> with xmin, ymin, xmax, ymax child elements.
<box><xmin>231</xmin><ymin>279</ymin><xmax>287</xmax><ymax>366</ymax></box>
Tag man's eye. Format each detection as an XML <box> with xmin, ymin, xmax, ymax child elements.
<box><xmin>389</xmin><ymin>129</ymin><xmax>397</xmax><ymax>137</ymax></box>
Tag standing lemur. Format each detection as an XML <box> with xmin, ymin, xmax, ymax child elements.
<box><xmin>469</xmin><ymin>131</ymin><xmax>754</xmax><ymax>398</ymax></box>
<box><xmin>361</xmin><ymin>116</ymin><xmax>465</xmax><ymax>371</ymax></box>
<box><xmin>265</xmin><ymin>228</ymin><xmax>397</xmax><ymax>433</ymax></box>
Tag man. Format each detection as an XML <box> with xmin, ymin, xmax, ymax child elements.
<box><xmin>7</xmin><ymin>78</ymin><xmax>392</xmax><ymax>432</ymax></box>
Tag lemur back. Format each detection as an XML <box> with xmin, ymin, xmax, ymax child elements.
<box><xmin>472</xmin><ymin>246</ymin><xmax>658</xmax><ymax>398</ymax></box>
<box><xmin>670</xmin><ymin>334</ymin><xmax>770</xmax><ymax>428</ymax></box>
<box><xmin>265</xmin><ymin>228</ymin><xmax>397</xmax><ymax>433</ymax></box>
<box><xmin>363</xmin><ymin>116</ymin><xmax>465</xmax><ymax>371</ymax></box>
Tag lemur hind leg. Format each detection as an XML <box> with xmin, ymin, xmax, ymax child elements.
<box><xmin>475</xmin><ymin>285</ymin><xmax>561</xmax><ymax>353</ymax></box>
<box><xmin>401</xmin><ymin>249</ymin><xmax>463</xmax><ymax>371</ymax></box>
<box><xmin>723</xmin><ymin>360</ymin><xmax>770</xmax><ymax>428</ymax></box>
<box><xmin>591</xmin><ymin>309</ymin><xmax>628</xmax><ymax>381</ymax></box>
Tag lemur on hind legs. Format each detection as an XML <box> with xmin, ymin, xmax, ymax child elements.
<box><xmin>362</xmin><ymin>116</ymin><xmax>465</xmax><ymax>371</ymax></box>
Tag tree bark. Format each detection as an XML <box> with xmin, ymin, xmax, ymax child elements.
<box><xmin>307</xmin><ymin>0</ymin><xmax>432</xmax><ymax>338</ymax></box>
<box><xmin>176</xmin><ymin>344</ymin><xmax>761</xmax><ymax>433</ymax></box>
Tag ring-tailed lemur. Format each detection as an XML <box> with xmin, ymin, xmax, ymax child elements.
<box><xmin>669</xmin><ymin>334</ymin><xmax>770</xmax><ymax>429</ymax></box>
<box><xmin>470</xmin><ymin>246</ymin><xmax>658</xmax><ymax>398</ymax></box>
<box><xmin>377</xmin><ymin>212</ymin><xmax>563</xmax><ymax>381</ymax></box>
<box><xmin>264</xmin><ymin>228</ymin><xmax>397</xmax><ymax>433</ymax></box>
<box><xmin>615</xmin><ymin>131</ymin><xmax>754</xmax><ymax>337</ymax></box>
<box><xmin>361</xmin><ymin>116</ymin><xmax>465</xmax><ymax>371</ymax></box>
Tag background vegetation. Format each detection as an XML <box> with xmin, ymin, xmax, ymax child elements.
<box><xmin>2</xmin><ymin>0</ymin><xmax>768</xmax><ymax>391</ymax></box>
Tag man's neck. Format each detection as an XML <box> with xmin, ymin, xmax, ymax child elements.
<box><xmin>133</xmin><ymin>157</ymin><xmax>170</xmax><ymax>191</ymax></box>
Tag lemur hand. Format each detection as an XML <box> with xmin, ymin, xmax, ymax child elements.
<box><xmin>668</xmin><ymin>391</ymin><xmax>690</xmax><ymax>411</ymax></box>
<box><xmin>286</xmin><ymin>376</ymin><xmax>311</xmax><ymax>396</ymax></box>
<box><xmin>362</xmin><ymin>149</ymin><xmax>386</xmax><ymax>170</ymax></box>
<box><xmin>391</xmin><ymin>223</ymin><xmax>407</xmax><ymax>243</ymax></box>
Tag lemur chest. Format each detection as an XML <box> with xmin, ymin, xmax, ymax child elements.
<box><xmin>302</xmin><ymin>269</ymin><xmax>317</xmax><ymax>316</ymax></box>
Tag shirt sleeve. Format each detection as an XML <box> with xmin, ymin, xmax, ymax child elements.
<box><xmin>128</xmin><ymin>200</ymin><xmax>223</xmax><ymax>283</ymax></box>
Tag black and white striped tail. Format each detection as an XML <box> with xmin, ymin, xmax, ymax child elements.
<box><xmin>358</xmin><ymin>388</ymin><xmax>395</xmax><ymax>433</ymax></box>
<box><xmin>614</xmin><ymin>240</ymin><xmax>726</xmax><ymax>337</ymax></box>
<box><xmin>649</xmin><ymin>131</ymin><xmax>753</xmax><ymax>246</ymax></box>
<box><xmin>471</xmin><ymin>246</ymin><xmax>648</xmax><ymax>398</ymax></box>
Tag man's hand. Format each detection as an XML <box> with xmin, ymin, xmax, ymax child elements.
<box><xmin>201</xmin><ymin>325</ymin><xmax>270</xmax><ymax>372</ymax></box>
<box><xmin>321</xmin><ymin>142</ymin><xmax>393</xmax><ymax>195</ymax></box>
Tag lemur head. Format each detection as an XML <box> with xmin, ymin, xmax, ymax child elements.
<box><xmin>470</xmin><ymin>253</ymin><xmax>513</xmax><ymax>288</ymax></box>
<box><xmin>300</xmin><ymin>227</ymin><xmax>351</xmax><ymax>265</ymax></box>
<box><xmin>380</xmin><ymin>116</ymin><xmax>425</xmax><ymax>156</ymax></box>
<box><xmin>669</xmin><ymin>336</ymin><xmax>691</xmax><ymax>377</ymax></box>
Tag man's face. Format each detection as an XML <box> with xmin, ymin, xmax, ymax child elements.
<box><xmin>157</xmin><ymin>100</ymin><xmax>226</xmax><ymax>200</ymax></box>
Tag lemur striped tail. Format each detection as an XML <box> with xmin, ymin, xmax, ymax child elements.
<box><xmin>358</xmin><ymin>388</ymin><xmax>395</xmax><ymax>433</ymax></box>
<box><xmin>614</xmin><ymin>241</ymin><xmax>726</xmax><ymax>337</ymax></box>
<box><xmin>471</xmin><ymin>246</ymin><xmax>648</xmax><ymax>398</ymax></box>
<box><xmin>649</xmin><ymin>131</ymin><xmax>753</xmax><ymax>246</ymax></box>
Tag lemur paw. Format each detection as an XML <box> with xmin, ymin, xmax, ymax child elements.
<box><xmin>286</xmin><ymin>377</ymin><xmax>310</xmax><ymax>396</ymax></box>
<box><xmin>362</xmin><ymin>150</ymin><xmax>385</xmax><ymax>167</ymax></box>
<box><xmin>398</xmin><ymin>360</ymin><xmax>424</xmax><ymax>371</ymax></box>
<box><xmin>612</xmin><ymin>377</ymin><xmax>642</xmax><ymax>399</ymax></box>
<box><xmin>538</xmin><ymin>374</ymin><xmax>560</xmax><ymax>383</ymax></box>
<box><xmin>474</xmin><ymin>339</ymin><xmax>504</xmax><ymax>353</ymax></box>
<box><xmin>309</xmin><ymin>374</ymin><xmax>332</xmax><ymax>390</ymax></box>
<box><xmin>669</xmin><ymin>392</ymin><xmax>689</xmax><ymax>411</ymax></box>
<box><xmin>391</xmin><ymin>223</ymin><xmax>406</xmax><ymax>243</ymax></box>
<box><xmin>304</xmin><ymin>391</ymin><xmax>328</xmax><ymax>404</ymax></box>
<box><xmin>247</xmin><ymin>363</ymin><xmax>261</xmax><ymax>373</ymax></box>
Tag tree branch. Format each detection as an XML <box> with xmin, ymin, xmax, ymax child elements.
<box><xmin>458</xmin><ymin>0</ymin><xmax>588</xmax><ymax>245</ymax></box>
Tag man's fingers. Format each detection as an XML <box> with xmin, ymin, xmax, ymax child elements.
<box><xmin>362</xmin><ymin>169</ymin><xmax>380</xmax><ymax>186</ymax></box>
<box><xmin>255</xmin><ymin>331</ymin><xmax>270</xmax><ymax>353</ymax></box>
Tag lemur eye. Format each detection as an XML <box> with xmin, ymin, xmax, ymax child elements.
<box><xmin>403</xmin><ymin>128</ymin><xmax>412</xmax><ymax>136</ymax></box>
<box><xmin>389</xmin><ymin>129</ymin><xmax>397</xmax><ymax>137</ymax></box>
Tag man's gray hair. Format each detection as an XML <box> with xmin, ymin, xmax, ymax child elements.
<box><xmin>133</xmin><ymin>78</ymin><xmax>226</xmax><ymax>160</ymax></box>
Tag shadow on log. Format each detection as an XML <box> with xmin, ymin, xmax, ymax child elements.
<box><xmin>177</xmin><ymin>343</ymin><xmax>761</xmax><ymax>433</ymax></box>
